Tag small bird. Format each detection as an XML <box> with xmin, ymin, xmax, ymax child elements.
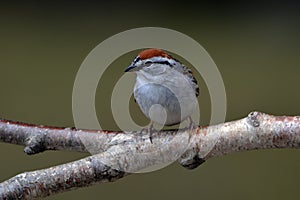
<box><xmin>125</xmin><ymin>48</ymin><xmax>199</xmax><ymax>141</ymax></box>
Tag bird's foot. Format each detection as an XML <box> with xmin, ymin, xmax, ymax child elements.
<box><xmin>140</xmin><ymin>122</ymin><xmax>155</xmax><ymax>144</ymax></box>
<box><xmin>188</xmin><ymin>116</ymin><xmax>196</xmax><ymax>130</ymax></box>
<box><xmin>148</xmin><ymin>122</ymin><xmax>155</xmax><ymax>143</ymax></box>
<box><xmin>186</xmin><ymin>116</ymin><xmax>197</xmax><ymax>143</ymax></box>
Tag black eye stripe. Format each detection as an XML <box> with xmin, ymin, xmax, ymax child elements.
<box><xmin>145</xmin><ymin>60</ymin><xmax>171</xmax><ymax>66</ymax></box>
<box><xmin>156</xmin><ymin>61</ymin><xmax>171</xmax><ymax>65</ymax></box>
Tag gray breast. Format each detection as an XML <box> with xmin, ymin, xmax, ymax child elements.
<box><xmin>134</xmin><ymin>83</ymin><xmax>182</xmax><ymax>126</ymax></box>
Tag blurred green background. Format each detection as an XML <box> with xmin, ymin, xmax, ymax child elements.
<box><xmin>0</xmin><ymin>1</ymin><xmax>299</xmax><ymax>199</ymax></box>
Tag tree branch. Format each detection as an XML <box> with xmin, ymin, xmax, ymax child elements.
<box><xmin>0</xmin><ymin>111</ymin><xmax>299</xmax><ymax>199</ymax></box>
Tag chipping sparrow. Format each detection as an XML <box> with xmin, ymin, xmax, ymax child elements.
<box><xmin>125</xmin><ymin>48</ymin><xmax>199</xmax><ymax>138</ymax></box>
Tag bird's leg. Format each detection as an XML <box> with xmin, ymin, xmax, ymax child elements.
<box><xmin>140</xmin><ymin>121</ymin><xmax>155</xmax><ymax>143</ymax></box>
<box><xmin>188</xmin><ymin>116</ymin><xmax>195</xmax><ymax>130</ymax></box>
<box><xmin>148</xmin><ymin>121</ymin><xmax>154</xmax><ymax>144</ymax></box>
<box><xmin>186</xmin><ymin>116</ymin><xmax>195</xmax><ymax>142</ymax></box>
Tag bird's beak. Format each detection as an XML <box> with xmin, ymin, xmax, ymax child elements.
<box><xmin>124</xmin><ymin>64</ymin><xmax>136</xmax><ymax>72</ymax></box>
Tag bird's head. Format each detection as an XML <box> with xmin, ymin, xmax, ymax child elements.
<box><xmin>124</xmin><ymin>48</ymin><xmax>177</xmax><ymax>76</ymax></box>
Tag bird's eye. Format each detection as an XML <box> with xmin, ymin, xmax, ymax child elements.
<box><xmin>145</xmin><ymin>61</ymin><xmax>152</xmax><ymax>67</ymax></box>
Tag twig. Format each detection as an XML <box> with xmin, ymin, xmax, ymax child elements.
<box><xmin>0</xmin><ymin>111</ymin><xmax>299</xmax><ymax>199</ymax></box>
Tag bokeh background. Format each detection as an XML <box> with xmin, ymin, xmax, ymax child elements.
<box><xmin>0</xmin><ymin>1</ymin><xmax>299</xmax><ymax>199</ymax></box>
